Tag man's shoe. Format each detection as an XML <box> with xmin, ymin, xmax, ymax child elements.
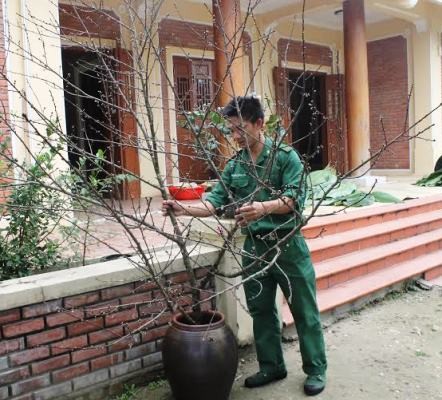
<box><xmin>304</xmin><ymin>374</ymin><xmax>326</xmax><ymax>396</ymax></box>
<box><xmin>244</xmin><ymin>370</ymin><xmax>287</xmax><ymax>388</ymax></box>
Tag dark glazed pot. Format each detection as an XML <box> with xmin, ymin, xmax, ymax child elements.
<box><xmin>162</xmin><ymin>310</ymin><xmax>238</xmax><ymax>400</ymax></box>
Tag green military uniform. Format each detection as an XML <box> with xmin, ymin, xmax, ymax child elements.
<box><xmin>206</xmin><ymin>136</ymin><xmax>327</xmax><ymax>378</ymax></box>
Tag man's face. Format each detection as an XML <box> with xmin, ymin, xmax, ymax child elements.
<box><xmin>226</xmin><ymin>116</ymin><xmax>263</xmax><ymax>149</ymax></box>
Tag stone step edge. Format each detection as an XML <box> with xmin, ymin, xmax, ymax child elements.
<box><xmin>307</xmin><ymin>209</ymin><xmax>442</xmax><ymax>253</ymax></box>
<box><xmin>282</xmin><ymin>249</ymin><xmax>442</xmax><ymax>326</ymax></box>
<box><xmin>314</xmin><ymin>227</ymin><xmax>442</xmax><ymax>280</ymax></box>
<box><xmin>302</xmin><ymin>194</ymin><xmax>442</xmax><ymax>236</ymax></box>
<box><xmin>317</xmin><ymin>249</ymin><xmax>442</xmax><ymax>313</ymax></box>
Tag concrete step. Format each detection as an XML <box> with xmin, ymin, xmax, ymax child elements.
<box><xmin>314</xmin><ymin>227</ymin><xmax>442</xmax><ymax>290</ymax></box>
<box><xmin>282</xmin><ymin>249</ymin><xmax>442</xmax><ymax>325</ymax></box>
<box><xmin>308</xmin><ymin>209</ymin><xmax>442</xmax><ymax>263</ymax></box>
<box><xmin>317</xmin><ymin>249</ymin><xmax>442</xmax><ymax>313</ymax></box>
<box><xmin>282</xmin><ymin>196</ymin><xmax>442</xmax><ymax>326</ymax></box>
<box><xmin>302</xmin><ymin>194</ymin><xmax>442</xmax><ymax>239</ymax></box>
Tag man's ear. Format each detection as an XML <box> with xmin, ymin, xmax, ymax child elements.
<box><xmin>255</xmin><ymin>118</ymin><xmax>264</xmax><ymax>129</ymax></box>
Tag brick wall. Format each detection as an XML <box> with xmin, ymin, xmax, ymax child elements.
<box><xmin>368</xmin><ymin>36</ymin><xmax>410</xmax><ymax>169</ymax></box>
<box><xmin>277</xmin><ymin>38</ymin><xmax>333</xmax><ymax>67</ymax></box>
<box><xmin>0</xmin><ymin>1</ymin><xmax>11</xmax><ymax>204</ymax></box>
<box><xmin>0</xmin><ymin>268</ymin><xmax>214</xmax><ymax>400</ymax></box>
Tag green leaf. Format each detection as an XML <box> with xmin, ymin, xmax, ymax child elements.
<box><xmin>327</xmin><ymin>182</ymin><xmax>358</xmax><ymax>199</ymax></box>
<box><xmin>372</xmin><ymin>191</ymin><xmax>402</xmax><ymax>203</ymax></box>
<box><xmin>307</xmin><ymin>167</ymin><xmax>337</xmax><ymax>187</ymax></box>
<box><xmin>415</xmin><ymin>171</ymin><xmax>442</xmax><ymax>187</ymax></box>
<box><xmin>96</xmin><ymin>149</ymin><xmax>105</xmax><ymax>160</ymax></box>
<box><xmin>209</xmin><ymin>110</ymin><xmax>222</xmax><ymax>124</ymax></box>
<box><xmin>342</xmin><ymin>192</ymin><xmax>375</xmax><ymax>207</ymax></box>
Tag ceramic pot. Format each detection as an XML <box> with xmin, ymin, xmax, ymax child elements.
<box><xmin>162</xmin><ymin>310</ymin><xmax>238</xmax><ymax>400</ymax></box>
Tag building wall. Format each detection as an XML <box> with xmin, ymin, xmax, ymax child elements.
<box><xmin>277</xmin><ymin>38</ymin><xmax>333</xmax><ymax>67</ymax></box>
<box><xmin>158</xmin><ymin>18</ymin><xmax>253</xmax><ymax>183</ymax></box>
<box><xmin>0</xmin><ymin>268</ymin><xmax>213</xmax><ymax>400</ymax></box>
<box><xmin>0</xmin><ymin>0</ymin><xmax>11</xmax><ymax>204</ymax></box>
<box><xmin>368</xmin><ymin>35</ymin><xmax>410</xmax><ymax>170</ymax></box>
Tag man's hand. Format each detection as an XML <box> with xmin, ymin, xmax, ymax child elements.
<box><xmin>162</xmin><ymin>200</ymin><xmax>187</xmax><ymax>217</ymax></box>
<box><xmin>235</xmin><ymin>202</ymin><xmax>267</xmax><ymax>227</ymax></box>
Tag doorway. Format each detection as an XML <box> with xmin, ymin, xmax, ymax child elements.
<box><xmin>63</xmin><ymin>49</ymin><xmax>112</xmax><ymax>182</ymax></box>
<box><xmin>62</xmin><ymin>47</ymin><xmax>140</xmax><ymax>199</ymax></box>
<box><xmin>288</xmin><ymin>71</ymin><xmax>327</xmax><ymax>171</ymax></box>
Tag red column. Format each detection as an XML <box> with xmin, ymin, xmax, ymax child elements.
<box><xmin>343</xmin><ymin>0</ymin><xmax>371</xmax><ymax>174</ymax></box>
<box><xmin>212</xmin><ymin>0</ymin><xmax>245</xmax><ymax>162</ymax></box>
<box><xmin>212</xmin><ymin>0</ymin><xmax>245</xmax><ymax>106</ymax></box>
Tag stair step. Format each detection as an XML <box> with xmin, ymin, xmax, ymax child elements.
<box><xmin>317</xmin><ymin>249</ymin><xmax>442</xmax><ymax>312</ymax></box>
<box><xmin>302</xmin><ymin>194</ymin><xmax>442</xmax><ymax>238</ymax></box>
<box><xmin>308</xmin><ymin>209</ymin><xmax>442</xmax><ymax>262</ymax></box>
<box><xmin>282</xmin><ymin>249</ymin><xmax>442</xmax><ymax>325</ymax></box>
<box><xmin>315</xmin><ymin>227</ymin><xmax>442</xmax><ymax>289</ymax></box>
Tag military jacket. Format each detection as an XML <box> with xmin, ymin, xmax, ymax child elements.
<box><xmin>205</xmin><ymin>136</ymin><xmax>306</xmax><ymax>235</ymax></box>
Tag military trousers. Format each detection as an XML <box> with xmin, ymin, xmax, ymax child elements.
<box><xmin>242</xmin><ymin>233</ymin><xmax>327</xmax><ymax>376</ymax></box>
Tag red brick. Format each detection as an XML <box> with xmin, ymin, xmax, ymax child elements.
<box><xmin>105</xmin><ymin>307</ymin><xmax>138</xmax><ymax>326</ymax></box>
<box><xmin>85</xmin><ymin>300</ymin><xmax>119</xmax><ymax>318</ymax></box>
<box><xmin>140</xmin><ymin>326</ymin><xmax>169</xmax><ymax>343</ymax></box>
<box><xmin>2</xmin><ymin>318</ymin><xmax>44</xmax><ymax>338</ymax></box>
<box><xmin>0</xmin><ymin>338</ymin><xmax>22</xmax><ymax>355</ymax></box>
<box><xmin>51</xmin><ymin>335</ymin><xmax>88</xmax><ymax>355</ymax></box>
<box><xmin>52</xmin><ymin>362</ymin><xmax>89</xmax><ymax>383</ymax></box>
<box><xmin>46</xmin><ymin>310</ymin><xmax>84</xmax><ymax>327</ymax></box>
<box><xmin>124</xmin><ymin>318</ymin><xmax>156</xmax><ymax>334</ymax></box>
<box><xmin>134</xmin><ymin>280</ymin><xmax>158</xmax><ymax>293</ymax></box>
<box><xmin>108</xmin><ymin>334</ymin><xmax>140</xmax><ymax>352</ymax></box>
<box><xmin>10</xmin><ymin>374</ymin><xmax>50</xmax><ymax>396</ymax></box>
<box><xmin>168</xmin><ymin>271</ymin><xmax>191</xmax><ymax>284</ymax></box>
<box><xmin>278</xmin><ymin>38</ymin><xmax>332</xmax><ymax>67</ymax></box>
<box><xmin>64</xmin><ymin>292</ymin><xmax>100</xmax><ymax>308</ymax></box>
<box><xmin>8</xmin><ymin>394</ymin><xmax>33</xmax><ymax>400</ymax></box>
<box><xmin>89</xmin><ymin>326</ymin><xmax>124</xmax><ymax>345</ymax></box>
<box><xmin>10</xmin><ymin>347</ymin><xmax>50</xmax><ymax>366</ymax></box>
<box><xmin>101</xmin><ymin>283</ymin><xmax>135</xmax><ymax>300</ymax></box>
<box><xmin>67</xmin><ymin>318</ymin><xmax>104</xmax><ymax>337</ymax></box>
<box><xmin>0</xmin><ymin>308</ymin><xmax>20</xmax><ymax>325</ymax></box>
<box><xmin>139</xmin><ymin>301</ymin><xmax>167</xmax><ymax>317</ymax></box>
<box><xmin>90</xmin><ymin>352</ymin><xmax>123</xmax><ymax>371</ymax></box>
<box><xmin>71</xmin><ymin>346</ymin><xmax>107</xmax><ymax>363</ymax></box>
<box><xmin>0</xmin><ymin>366</ymin><xmax>30</xmax><ymax>385</ymax></box>
<box><xmin>27</xmin><ymin>327</ymin><xmax>66</xmax><ymax>347</ymax></box>
<box><xmin>22</xmin><ymin>300</ymin><xmax>62</xmax><ymax>318</ymax></box>
<box><xmin>31</xmin><ymin>354</ymin><xmax>71</xmax><ymax>375</ymax></box>
<box><xmin>368</xmin><ymin>36</ymin><xmax>409</xmax><ymax>169</ymax></box>
<box><xmin>120</xmin><ymin>292</ymin><xmax>151</xmax><ymax>306</ymax></box>
<box><xmin>195</xmin><ymin>267</ymin><xmax>210</xmax><ymax>278</ymax></box>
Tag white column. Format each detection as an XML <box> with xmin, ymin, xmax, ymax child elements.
<box><xmin>186</xmin><ymin>217</ymin><xmax>254</xmax><ymax>346</ymax></box>
<box><xmin>411</xmin><ymin>27</ymin><xmax>442</xmax><ymax>174</ymax></box>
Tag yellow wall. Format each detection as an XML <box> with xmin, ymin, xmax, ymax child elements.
<box><xmin>6</xmin><ymin>0</ymin><xmax>442</xmax><ymax>191</ymax></box>
<box><xmin>5</xmin><ymin>0</ymin><xmax>66</xmax><ymax>169</ymax></box>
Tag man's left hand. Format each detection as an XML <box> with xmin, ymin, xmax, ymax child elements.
<box><xmin>235</xmin><ymin>202</ymin><xmax>267</xmax><ymax>227</ymax></box>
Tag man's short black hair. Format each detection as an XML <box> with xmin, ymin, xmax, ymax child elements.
<box><xmin>221</xmin><ymin>96</ymin><xmax>264</xmax><ymax>123</ymax></box>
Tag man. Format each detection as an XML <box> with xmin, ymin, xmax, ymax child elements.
<box><xmin>162</xmin><ymin>96</ymin><xmax>327</xmax><ymax>396</ymax></box>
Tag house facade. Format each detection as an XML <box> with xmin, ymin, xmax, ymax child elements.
<box><xmin>0</xmin><ymin>0</ymin><xmax>442</xmax><ymax>199</ymax></box>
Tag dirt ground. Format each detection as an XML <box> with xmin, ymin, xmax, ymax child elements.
<box><xmin>138</xmin><ymin>280</ymin><xmax>442</xmax><ymax>400</ymax></box>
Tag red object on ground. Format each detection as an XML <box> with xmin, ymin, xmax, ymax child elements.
<box><xmin>168</xmin><ymin>185</ymin><xmax>205</xmax><ymax>200</ymax></box>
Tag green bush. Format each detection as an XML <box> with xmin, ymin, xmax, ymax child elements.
<box><xmin>0</xmin><ymin>143</ymin><xmax>68</xmax><ymax>280</ymax></box>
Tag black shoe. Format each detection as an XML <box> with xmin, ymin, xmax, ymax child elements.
<box><xmin>244</xmin><ymin>370</ymin><xmax>287</xmax><ymax>388</ymax></box>
<box><xmin>304</xmin><ymin>374</ymin><xmax>326</xmax><ymax>396</ymax></box>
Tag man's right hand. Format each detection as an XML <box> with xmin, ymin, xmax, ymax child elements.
<box><xmin>161</xmin><ymin>200</ymin><xmax>187</xmax><ymax>217</ymax></box>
